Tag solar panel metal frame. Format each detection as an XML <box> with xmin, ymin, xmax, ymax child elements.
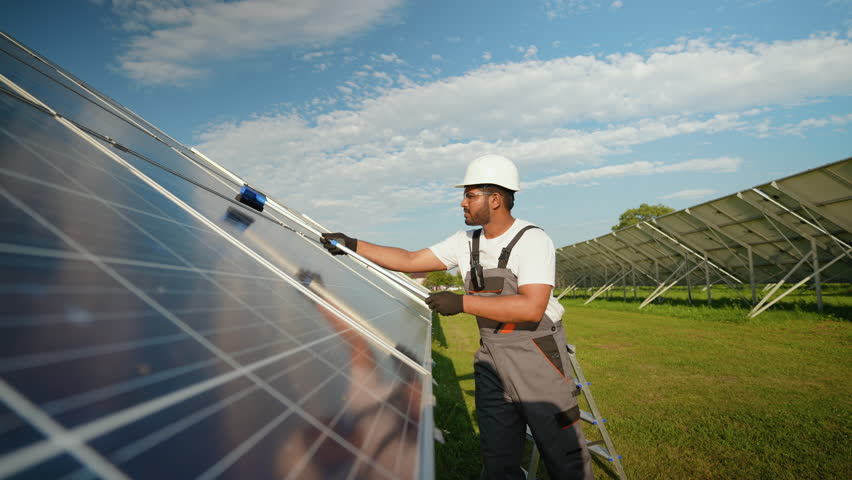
<box><xmin>0</xmin><ymin>31</ymin><xmax>435</xmax><ymax>480</ymax></box>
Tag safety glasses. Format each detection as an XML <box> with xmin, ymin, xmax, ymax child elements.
<box><xmin>463</xmin><ymin>191</ymin><xmax>494</xmax><ymax>201</ymax></box>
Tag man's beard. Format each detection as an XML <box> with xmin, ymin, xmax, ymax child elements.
<box><xmin>464</xmin><ymin>204</ymin><xmax>491</xmax><ymax>226</ymax></box>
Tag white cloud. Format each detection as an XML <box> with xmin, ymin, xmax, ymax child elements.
<box><xmin>397</xmin><ymin>73</ymin><xmax>417</xmax><ymax>88</ymax></box>
<box><xmin>523</xmin><ymin>45</ymin><xmax>539</xmax><ymax>59</ymax></box>
<box><xmin>611</xmin><ymin>1</ymin><xmax>624</xmax><ymax>9</ymax></box>
<box><xmin>378</xmin><ymin>52</ymin><xmax>405</xmax><ymax>64</ymax></box>
<box><xmin>119</xmin><ymin>59</ymin><xmax>204</xmax><ymax>86</ymax></box>
<box><xmin>431</xmin><ymin>54</ymin><xmax>443</xmax><ymax>61</ymax></box>
<box><xmin>656</xmin><ymin>157</ymin><xmax>741</xmax><ymax>173</ymax></box>
<box><xmin>525</xmin><ymin>157</ymin><xmax>742</xmax><ymax>188</ymax></box>
<box><xmin>482</xmin><ymin>51</ymin><xmax>493</xmax><ymax>61</ymax></box>
<box><xmin>195</xmin><ymin>34</ymin><xmax>852</xmax><ymax>228</ymax></box>
<box><xmin>552</xmin><ymin>40</ymin><xmax>561</xmax><ymax>48</ymax></box>
<box><xmin>303</xmin><ymin>51</ymin><xmax>327</xmax><ymax>61</ymax></box>
<box><xmin>661</xmin><ymin>188</ymin><xmax>717</xmax><ymax>200</ymax></box>
<box><xmin>110</xmin><ymin>0</ymin><xmax>402</xmax><ymax>85</ymax></box>
<box><xmin>545</xmin><ymin>0</ymin><xmax>601</xmax><ymax>19</ymax></box>
<box><xmin>770</xmin><ymin>113</ymin><xmax>852</xmax><ymax>137</ymax></box>
<box><xmin>372</xmin><ymin>71</ymin><xmax>393</xmax><ymax>84</ymax></box>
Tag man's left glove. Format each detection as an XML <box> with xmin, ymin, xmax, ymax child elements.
<box><xmin>425</xmin><ymin>291</ymin><xmax>464</xmax><ymax>316</ymax></box>
<box><xmin>321</xmin><ymin>232</ymin><xmax>358</xmax><ymax>255</ymax></box>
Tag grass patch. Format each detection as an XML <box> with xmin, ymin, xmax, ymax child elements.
<box><xmin>558</xmin><ymin>283</ymin><xmax>852</xmax><ymax>323</ymax></box>
<box><xmin>431</xmin><ymin>300</ymin><xmax>852</xmax><ymax>479</ymax></box>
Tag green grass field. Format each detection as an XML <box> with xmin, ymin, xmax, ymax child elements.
<box><xmin>431</xmin><ymin>295</ymin><xmax>852</xmax><ymax>479</ymax></box>
<box><xmin>557</xmin><ymin>283</ymin><xmax>852</xmax><ymax>323</ymax></box>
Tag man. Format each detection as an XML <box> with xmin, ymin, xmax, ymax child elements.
<box><xmin>321</xmin><ymin>154</ymin><xmax>594</xmax><ymax>479</ymax></box>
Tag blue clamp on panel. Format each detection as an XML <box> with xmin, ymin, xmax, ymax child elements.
<box><xmin>235</xmin><ymin>184</ymin><xmax>267</xmax><ymax>212</ymax></box>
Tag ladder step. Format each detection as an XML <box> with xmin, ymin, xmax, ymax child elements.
<box><xmin>580</xmin><ymin>409</ymin><xmax>599</xmax><ymax>424</ymax></box>
<box><xmin>588</xmin><ymin>443</ymin><xmax>622</xmax><ymax>462</ymax></box>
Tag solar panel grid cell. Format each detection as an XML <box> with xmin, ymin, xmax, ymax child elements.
<box><xmin>10</xmin><ymin>453</ymin><xmax>88</xmax><ymax>479</ymax></box>
<box><xmin>0</xmin><ymin>405</ymin><xmax>42</xmax><ymax>457</ymax></box>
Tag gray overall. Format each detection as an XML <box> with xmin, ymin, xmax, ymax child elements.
<box><xmin>466</xmin><ymin>226</ymin><xmax>594</xmax><ymax>480</ymax></box>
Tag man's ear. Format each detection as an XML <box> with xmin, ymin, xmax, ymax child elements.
<box><xmin>489</xmin><ymin>192</ymin><xmax>502</xmax><ymax>210</ymax></box>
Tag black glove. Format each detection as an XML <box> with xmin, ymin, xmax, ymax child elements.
<box><xmin>425</xmin><ymin>291</ymin><xmax>464</xmax><ymax>316</ymax></box>
<box><xmin>321</xmin><ymin>232</ymin><xmax>358</xmax><ymax>255</ymax></box>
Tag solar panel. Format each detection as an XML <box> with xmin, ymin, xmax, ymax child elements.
<box><xmin>0</xmin><ymin>32</ymin><xmax>433</xmax><ymax>479</ymax></box>
<box><xmin>556</xmin><ymin>156</ymin><xmax>852</xmax><ymax>316</ymax></box>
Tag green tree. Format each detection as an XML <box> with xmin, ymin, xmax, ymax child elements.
<box><xmin>424</xmin><ymin>271</ymin><xmax>457</xmax><ymax>291</ymax></box>
<box><xmin>612</xmin><ymin>203</ymin><xmax>674</xmax><ymax>231</ymax></box>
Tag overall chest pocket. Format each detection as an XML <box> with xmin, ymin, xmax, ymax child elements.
<box><xmin>471</xmin><ymin>276</ymin><xmax>504</xmax><ymax>294</ymax></box>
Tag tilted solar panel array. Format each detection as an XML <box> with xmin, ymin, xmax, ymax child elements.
<box><xmin>0</xmin><ymin>32</ymin><xmax>434</xmax><ymax>479</ymax></box>
<box><xmin>556</xmin><ymin>157</ymin><xmax>852</xmax><ymax>316</ymax></box>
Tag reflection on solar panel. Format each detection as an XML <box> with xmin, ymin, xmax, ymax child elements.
<box><xmin>0</xmin><ymin>32</ymin><xmax>434</xmax><ymax>479</ymax></box>
<box><xmin>556</xmin><ymin>157</ymin><xmax>852</xmax><ymax>318</ymax></box>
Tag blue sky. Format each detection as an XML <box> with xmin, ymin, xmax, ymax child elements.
<box><xmin>3</xmin><ymin>0</ymin><xmax>852</xmax><ymax>250</ymax></box>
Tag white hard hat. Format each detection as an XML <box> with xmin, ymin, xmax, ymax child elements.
<box><xmin>455</xmin><ymin>154</ymin><xmax>521</xmax><ymax>191</ymax></box>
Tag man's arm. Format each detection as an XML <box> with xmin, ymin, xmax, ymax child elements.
<box><xmin>462</xmin><ymin>283</ymin><xmax>551</xmax><ymax>323</ymax></box>
<box><xmin>322</xmin><ymin>233</ymin><xmax>448</xmax><ymax>273</ymax></box>
<box><xmin>355</xmin><ymin>240</ymin><xmax>448</xmax><ymax>273</ymax></box>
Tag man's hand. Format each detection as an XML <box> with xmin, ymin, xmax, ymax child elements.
<box><xmin>321</xmin><ymin>232</ymin><xmax>358</xmax><ymax>255</ymax></box>
<box><xmin>425</xmin><ymin>291</ymin><xmax>464</xmax><ymax>316</ymax></box>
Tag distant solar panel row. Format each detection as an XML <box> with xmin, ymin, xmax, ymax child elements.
<box><xmin>556</xmin><ymin>156</ymin><xmax>852</xmax><ymax>316</ymax></box>
<box><xmin>0</xmin><ymin>32</ymin><xmax>434</xmax><ymax>479</ymax></box>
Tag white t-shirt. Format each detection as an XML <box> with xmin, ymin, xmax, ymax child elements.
<box><xmin>428</xmin><ymin>219</ymin><xmax>565</xmax><ymax>324</ymax></box>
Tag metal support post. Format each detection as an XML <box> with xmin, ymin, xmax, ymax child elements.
<box><xmin>640</xmin><ymin>261</ymin><xmax>702</xmax><ymax>308</ymax></box>
<box><xmin>746</xmin><ymin>245</ymin><xmax>852</xmax><ymax>318</ymax></box>
<box><xmin>748</xmin><ymin>246</ymin><xmax>756</xmax><ymax>305</ymax></box>
<box><xmin>585</xmin><ymin>269</ymin><xmax>631</xmax><ymax>305</ymax></box>
<box><xmin>704</xmin><ymin>252</ymin><xmax>712</xmax><ymax>306</ymax></box>
<box><xmin>686</xmin><ymin>266</ymin><xmax>692</xmax><ymax>305</ymax></box>
<box><xmin>632</xmin><ymin>269</ymin><xmax>637</xmax><ymax>301</ymax></box>
<box><xmin>812</xmin><ymin>238</ymin><xmax>823</xmax><ymax>312</ymax></box>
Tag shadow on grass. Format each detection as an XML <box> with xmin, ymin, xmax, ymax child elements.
<box><xmin>433</xmin><ymin>310</ymin><xmax>449</xmax><ymax>349</ymax></box>
<box><xmin>432</xmin><ymin>314</ymin><xmax>481</xmax><ymax>480</ymax></box>
<box><xmin>592</xmin><ymin>456</ymin><xmax>620</xmax><ymax>480</ymax></box>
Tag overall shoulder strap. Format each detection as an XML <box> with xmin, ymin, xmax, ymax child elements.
<box><xmin>497</xmin><ymin>225</ymin><xmax>540</xmax><ymax>269</ymax></box>
<box><xmin>470</xmin><ymin>229</ymin><xmax>483</xmax><ymax>265</ymax></box>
